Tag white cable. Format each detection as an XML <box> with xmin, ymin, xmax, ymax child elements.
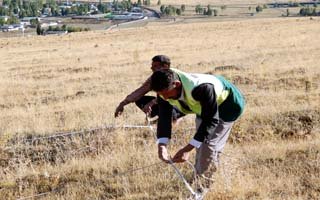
<box><xmin>21</xmin><ymin>124</ymin><xmax>154</xmax><ymax>143</ymax></box>
<box><xmin>168</xmin><ymin>159</ymin><xmax>197</xmax><ymax>196</ymax></box>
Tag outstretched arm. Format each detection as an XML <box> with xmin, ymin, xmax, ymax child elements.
<box><xmin>114</xmin><ymin>77</ymin><xmax>152</xmax><ymax>117</ymax></box>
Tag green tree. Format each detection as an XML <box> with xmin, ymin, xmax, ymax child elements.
<box><xmin>203</xmin><ymin>8</ymin><xmax>206</xmax><ymax>15</ymax></box>
<box><xmin>143</xmin><ymin>0</ymin><xmax>150</xmax><ymax>6</ymax></box>
<box><xmin>62</xmin><ymin>24</ymin><xmax>67</xmax><ymax>31</ymax></box>
<box><xmin>30</xmin><ymin>1</ymin><xmax>40</xmax><ymax>16</ymax></box>
<box><xmin>311</xmin><ymin>7</ymin><xmax>317</xmax><ymax>15</ymax></box>
<box><xmin>171</xmin><ymin>6</ymin><xmax>176</xmax><ymax>15</ymax></box>
<box><xmin>29</xmin><ymin>18</ymin><xmax>38</xmax><ymax>27</ymax></box>
<box><xmin>213</xmin><ymin>9</ymin><xmax>218</xmax><ymax>16</ymax></box>
<box><xmin>256</xmin><ymin>5</ymin><xmax>263</xmax><ymax>12</ymax></box>
<box><xmin>3</xmin><ymin>0</ymin><xmax>11</xmax><ymax>6</ymax></box>
<box><xmin>286</xmin><ymin>8</ymin><xmax>290</xmax><ymax>16</ymax></box>
<box><xmin>221</xmin><ymin>5</ymin><xmax>226</xmax><ymax>11</ymax></box>
<box><xmin>292</xmin><ymin>2</ymin><xmax>300</xmax><ymax>7</ymax></box>
<box><xmin>121</xmin><ymin>0</ymin><xmax>132</xmax><ymax>11</ymax></box>
<box><xmin>160</xmin><ymin>5</ymin><xmax>165</xmax><ymax>13</ymax></box>
<box><xmin>0</xmin><ymin>7</ymin><xmax>9</xmax><ymax>16</ymax></box>
<box><xmin>195</xmin><ymin>4</ymin><xmax>201</xmax><ymax>14</ymax></box>
<box><xmin>164</xmin><ymin>5</ymin><xmax>175</xmax><ymax>16</ymax></box>
<box><xmin>0</xmin><ymin>18</ymin><xmax>5</xmax><ymax>26</ymax></box>
<box><xmin>181</xmin><ymin>4</ymin><xmax>185</xmax><ymax>12</ymax></box>
<box><xmin>299</xmin><ymin>7</ymin><xmax>316</xmax><ymax>16</ymax></box>
<box><xmin>13</xmin><ymin>7</ymin><xmax>19</xmax><ymax>15</ymax></box>
<box><xmin>206</xmin><ymin>4</ymin><xmax>212</xmax><ymax>15</ymax></box>
<box><xmin>176</xmin><ymin>8</ymin><xmax>181</xmax><ymax>15</ymax></box>
<box><xmin>7</xmin><ymin>15</ymin><xmax>19</xmax><ymax>24</ymax></box>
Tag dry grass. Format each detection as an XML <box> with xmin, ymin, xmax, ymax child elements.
<box><xmin>0</xmin><ymin>16</ymin><xmax>320</xmax><ymax>199</ymax></box>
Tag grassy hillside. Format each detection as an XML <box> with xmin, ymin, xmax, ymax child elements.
<box><xmin>0</xmin><ymin>17</ymin><xmax>319</xmax><ymax>199</ymax></box>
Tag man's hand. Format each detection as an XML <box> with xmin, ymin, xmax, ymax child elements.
<box><xmin>158</xmin><ymin>144</ymin><xmax>170</xmax><ymax>163</ymax></box>
<box><xmin>114</xmin><ymin>102</ymin><xmax>125</xmax><ymax>117</ymax></box>
<box><xmin>142</xmin><ymin>104</ymin><xmax>152</xmax><ymax>115</ymax></box>
<box><xmin>142</xmin><ymin>99</ymin><xmax>157</xmax><ymax>114</ymax></box>
<box><xmin>172</xmin><ymin>144</ymin><xmax>194</xmax><ymax>163</ymax></box>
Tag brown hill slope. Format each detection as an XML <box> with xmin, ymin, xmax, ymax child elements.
<box><xmin>0</xmin><ymin>17</ymin><xmax>319</xmax><ymax>199</ymax></box>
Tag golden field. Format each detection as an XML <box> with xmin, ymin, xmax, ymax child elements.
<box><xmin>0</xmin><ymin>16</ymin><xmax>320</xmax><ymax>199</ymax></box>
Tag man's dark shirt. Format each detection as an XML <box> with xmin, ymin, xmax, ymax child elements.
<box><xmin>157</xmin><ymin>83</ymin><xmax>219</xmax><ymax>143</ymax></box>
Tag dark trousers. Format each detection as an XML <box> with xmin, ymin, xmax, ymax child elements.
<box><xmin>135</xmin><ymin>96</ymin><xmax>185</xmax><ymax>120</ymax></box>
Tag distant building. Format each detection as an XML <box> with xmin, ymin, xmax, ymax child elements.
<box><xmin>1</xmin><ymin>24</ymin><xmax>24</xmax><ymax>32</ymax></box>
<box><xmin>112</xmin><ymin>12</ymin><xmax>144</xmax><ymax>20</ymax></box>
<box><xmin>40</xmin><ymin>22</ymin><xmax>58</xmax><ymax>28</ymax></box>
<box><xmin>131</xmin><ymin>7</ymin><xmax>142</xmax><ymax>13</ymax></box>
<box><xmin>21</xmin><ymin>17</ymin><xmax>41</xmax><ymax>23</ymax></box>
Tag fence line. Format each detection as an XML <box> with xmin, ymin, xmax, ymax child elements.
<box><xmin>2</xmin><ymin>124</ymin><xmax>155</xmax><ymax>147</ymax></box>
<box><xmin>7</xmin><ymin>118</ymin><xmax>247</xmax><ymax>200</ymax></box>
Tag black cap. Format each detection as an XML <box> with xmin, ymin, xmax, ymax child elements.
<box><xmin>152</xmin><ymin>55</ymin><xmax>171</xmax><ymax>66</ymax></box>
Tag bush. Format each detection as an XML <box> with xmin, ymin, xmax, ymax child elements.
<box><xmin>160</xmin><ymin>5</ymin><xmax>165</xmax><ymax>13</ymax></box>
<box><xmin>213</xmin><ymin>9</ymin><xmax>218</xmax><ymax>16</ymax></box>
<box><xmin>0</xmin><ymin>18</ymin><xmax>5</xmax><ymax>26</ymax></box>
<box><xmin>66</xmin><ymin>26</ymin><xmax>90</xmax><ymax>33</ymax></box>
<box><xmin>195</xmin><ymin>4</ymin><xmax>202</xmax><ymax>14</ymax></box>
<box><xmin>30</xmin><ymin>19</ymin><xmax>39</xmax><ymax>27</ymax></box>
<box><xmin>299</xmin><ymin>7</ymin><xmax>318</xmax><ymax>16</ymax></box>
<box><xmin>7</xmin><ymin>16</ymin><xmax>19</xmax><ymax>24</ymax></box>
<box><xmin>181</xmin><ymin>4</ymin><xmax>185</xmax><ymax>12</ymax></box>
<box><xmin>176</xmin><ymin>8</ymin><xmax>181</xmax><ymax>15</ymax></box>
<box><xmin>206</xmin><ymin>9</ymin><xmax>212</xmax><ymax>16</ymax></box>
<box><xmin>256</xmin><ymin>5</ymin><xmax>263</xmax><ymax>12</ymax></box>
<box><xmin>162</xmin><ymin>5</ymin><xmax>179</xmax><ymax>16</ymax></box>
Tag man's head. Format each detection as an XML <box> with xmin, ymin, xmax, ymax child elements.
<box><xmin>151</xmin><ymin>55</ymin><xmax>171</xmax><ymax>72</ymax></box>
<box><xmin>151</xmin><ymin>69</ymin><xmax>181</xmax><ymax>100</ymax></box>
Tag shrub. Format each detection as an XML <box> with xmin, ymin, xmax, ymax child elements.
<box><xmin>299</xmin><ymin>7</ymin><xmax>317</xmax><ymax>16</ymax></box>
<box><xmin>160</xmin><ymin>5</ymin><xmax>165</xmax><ymax>13</ymax></box>
<box><xmin>256</xmin><ymin>5</ymin><xmax>263</xmax><ymax>12</ymax></box>
<box><xmin>195</xmin><ymin>4</ymin><xmax>202</xmax><ymax>14</ymax></box>
<box><xmin>181</xmin><ymin>4</ymin><xmax>185</xmax><ymax>12</ymax></box>
<box><xmin>176</xmin><ymin>8</ymin><xmax>181</xmax><ymax>15</ymax></box>
<box><xmin>213</xmin><ymin>9</ymin><xmax>218</xmax><ymax>16</ymax></box>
